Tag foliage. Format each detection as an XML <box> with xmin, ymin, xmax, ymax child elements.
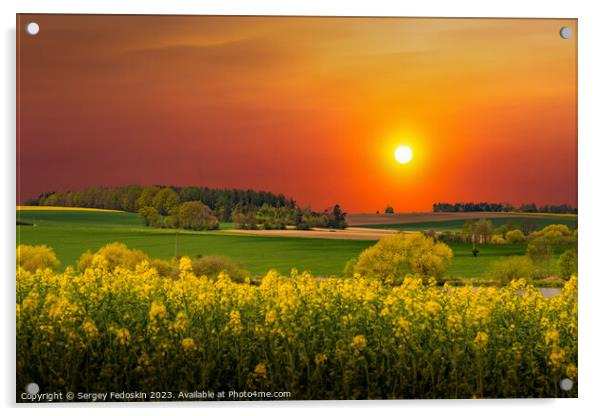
<box><xmin>526</xmin><ymin>237</ymin><xmax>556</xmax><ymax>278</ymax></box>
<box><xmin>152</xmin><ymin>188</ymin><xmax>180</xmax><ymax>216</ymax></box>
<box><xmin>343</xmin><ymin>257</ymin><xmax>357</xmax><ymax>277</ymax></box>
<box><xmin>190</xmin><ymin>255</ymin><xmax>250</xmax><ymax>283</ymax></box>
<box><xmin>76</xmin><ymin>242</ymin><xmax>149</xmax><ymax>272</ymax></box>
<box><xmin>494</xmin><ymin>222</ymin><xmax>518</xmax><ymax>237</ymax></box>
<box><xmin>433</xmin><ymin>202</ymin><xmax>577</xmax><ymax>214</ymax></box>
<box><xmin>558</xmin><ymin>250</ymin><xmax>578</xmax><ymax>280</ymax></box>
<box><xmin>531</xmin><ymin>224</ymin><xmax>572</xmax><ymax>238</ymax></box>
<box><xmin>35</xmin><ymin>184</ymin><xmax>296</xmax><ymax>222</ymax></box>
<box><xmin>232</xmin><ymin>207</ymin><xmax>259</xmax><ymax>230</ymax></box>
<box><xmin>16</xmin><ymin>258</ymin><xmax>578</xmax><ymax>399</ymax></box>
<box><xmin>505</xmin><ymin>229</ymin><xmax>526</xmax><ymax>244</ymax></box>
<box><xmin>353</xmin><ymin>233</ymin><xmax>453</xmax><ymax>284</ymax></box>
<box><xmin>489</xmin><ymin>256</ymin><xmax>538</xmax><ymax>286</ymax></box>
<box><xmin>490</xmin><ymin>235</ymin><xmax>507</xmax><ymax>244</ymax></box>
<box><xmin>176</xmin><ymin>201</ymin><xmax>219</xmax><ymax>231</ymax></box>
<box><xmin>463</xmin><ymin>219</ymin><xmax>494</xmax><ymax>243</ymax></box>
<box><xmin>138</xmin><ymin>206</ymin><xmax>161</xmax><ymax>227</ymax></box>
<box><xmin>150</xmin><ymin>258</ymin><xmax>178</xmax><ymax>279</ymax></box>
<box><xmin>384</xmin><ymin>205</ymin><xmax>394</xmax><ymax>214</ymax></box>
<box><xmin>16</xmin><ymin>244</ymin><xmax>59</xmax><ymax>273</ymax></box>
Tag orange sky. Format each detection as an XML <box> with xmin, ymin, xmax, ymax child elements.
<box><xmin>17</xmin><ymin>15</ymin><xmax>577</xmax><ymax>212</ymax></box>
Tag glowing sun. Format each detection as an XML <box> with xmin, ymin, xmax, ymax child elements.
<box><xmin>394</xmin><ymin>146</ymin><xmax>413</xmax><ymax>164</ymax></box>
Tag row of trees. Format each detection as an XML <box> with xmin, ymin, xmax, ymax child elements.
<box><xmin>30</xmin><ymin>184</ymin><xmax>348</xmax><ymax>231</ymax></box>
<box><xmin>30</xmin><ymin>185</ymin><xmax>296</xmax><ymax>221</ymax></box>
<box><xmin>435</xmin><ymin>219</ymin><xmax>577</xmax><ymax>246</ymax></box>
<box><xmin>233</xmin><ymin>204</ymin><xmax>347</xmax><ymax>230</ymax></box>
<box><xmin>134</xmin><ymin>187</ymin><xmax>347</xmax><ymax>231</ymax></box>
<box><xmin>432</xmin><ymin>202</ymin><xmax>577</xmax><ymax>214</ymax></box>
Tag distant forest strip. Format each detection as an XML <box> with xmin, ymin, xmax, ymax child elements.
<box><xmin>28</xmin><ymin>185</ymin><xmax>296</xmax><ymax>221</ymax></box>
<box><xmin>432</xmin><ymin>202</ymin><xmax>577</xmax><ymax>214</ymax></box>
<box><xmin>26</xmin><ymin>185</ymin><xmax>348</xmax><ymax>231</ymax></box>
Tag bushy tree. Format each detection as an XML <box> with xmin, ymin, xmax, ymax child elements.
<box><xmin>541</xmin><ymin>224</ymin><xmax>572</xmax><ymax>236</ymax></box>
<box><xmin>177</xmin><ymin>201</ymin><xmax>219</xmax><ymax>231</ymax></box>
<box><xmin>152</xmin><ymin>188</ymin><xmax>180</xmax><ymax>216</ymax></box>
<box><xmin>490</xmin><ymin>235</ymin><xmax>507</xmax><ymax>244</ymax></box>
<box><xmin>151</xmin><ymin>258</ymin><xmax>179</xmax><ymax>279</ymax></box>
<box><xmin>17</xmin><ymin>245</ymin><xmax>60</xmax><ymax>272</ymax></box>
<box><xmin>135</xmin><ymin>186</ymin><xmax>160</xmax><ymax>211</ymax></box>
<box><xmin>463</xmin><ymin>219</ymin><xmax>494</xmax><ymax>244</ymax></box>
<box><xmin>77</xmin><ymin>242</ymin><xmax>149</xmax><ymax>272</ymax></box>
<box><xmin>489</xmin><ymin>256</ymin><xmax>537</xmax><ymax>286</ymax></box>
<box><xmin>526</xmin><ymin>237</ymin><xmax>555</xmax><ymax>278</ymax></box>
<box><xmin>353</xmin><ymin>233</ymin><xmax>453</xmax><ymax>284</ymax></box>
<box><xmin>495</xmin><ymin>222</ymin><xmax>518</xmax><ymax>236</ymax></box>
<box><xmin>138</xmin><ymin>206</ymin><xmax>161</xmax><ymax>227</ymax></box>
<box><xmin>191</xmin><ymin>255</ymin><xmax>250</xmax><ymax>283</ymax></box>
<box><xmin>558</xmin><ymin>249</ymin><xmax>578</xmax><ymax>280</ymax></box>
<box><xmin>232</xmin><ymin>207</ymin><xmax>258</xmax><ymax>230</ymax></box>
<box><xmin>505</xmin><ymin>229</ymin><xmax>526</xmax><ymax>244</ymax></box>
<box><xmin>385</xmin><ymin>206</ymin><xmax>394</xmax><ymax>214</ymax></box>
<box><xmin>326</xmin><ymin>204</ymin><xmax>347</xmax><ymax>229</ymax></box>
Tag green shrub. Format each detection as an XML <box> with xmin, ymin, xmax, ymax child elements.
<box><xmin>505</xmin><ymin>229</ymin><xmax>526</xmax><ymax>244</ymax></box>
<box><xmin>191</xmin><ymin>255</ymin><xmax>250</xmax><ymax>283</ymax></box>
<box><xmin>177</xmin><ymin>201</ymin><xmax>219</xmax><ymax>230</ymax></box>
<box><xmin>540</xmin><ymin>224</ymin><xmax>571</xmax><ymax>236</ymax></box>
<box><xmin>17</xmin><ymin>244</ymin><xmax>60</xmax><ymax>272</ymax></box>
<box><xmin>353</xmin><ymin>233</ymin><xmax>453</xmax><ymax>285</ymax></box>
<box><xmin>526</xmin><ymin>237</ymin><xmax>555</xmax><ymax>278</ymax></box>
<box><xmin>151</xmin><ymin>258</ymin><xmax>179</xmax><ymax>278</ymax></box>
<box><xmin>138</xmin><ymin>206</ymin><xmax>161</xmax><ymax>227</ymax></box>
<box><xmin>558</xmin><ymin>249</ymin><xmax>578</xmax><ymax>280</ymax></box>
<box><xmin>490</xmin><ymin>235</ymin><xmax>506</xmax><ymax>244</ymax></box>
<box><xmin>489</xmin><ymin>256</ymin><xmax>537</xmax><ymax>286</ymax></box>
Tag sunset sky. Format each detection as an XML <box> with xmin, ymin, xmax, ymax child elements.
<box><xmin>17</xmin><ymin>15</ymin><xmax>577</xmax><ymax>212</ymax></box>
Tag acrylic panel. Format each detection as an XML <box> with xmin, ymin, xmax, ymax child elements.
<box><xmin>16</xmin><ymin>14</ymin><xmax>577</xmax><ymax>402</ymax></box>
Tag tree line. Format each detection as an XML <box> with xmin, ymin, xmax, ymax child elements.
<box><xmin>432</xmin><ymin>202</ymin><xmax>577</xmax><ymax>214</ymax></box>
<box><xmin>28</xmin><ymin>185</ymin><xmax>347</xmax><ymax>231</ymax></box>
<box><xmin>29</xmin><ymin>185</ymin><xmax>296</xmax><ymax>220</ymax></box>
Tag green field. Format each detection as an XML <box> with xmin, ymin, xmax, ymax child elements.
<box><xmin>16</xmin><ymin>210</ymin><xmax>372</xmax><ymax>276</ymax></box>
<box><xmin>358</xmin><ymin>216</ymin><xmax>577</xmax><ymax>232</ymax></box>
<box><xmin>17</xmin><ymin>209</ymin><xmax>573</xmax><ymax>278</ymax></box>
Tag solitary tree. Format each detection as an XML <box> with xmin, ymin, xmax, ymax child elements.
<box><xmin>352</xmin><ymin>233</ymin><xmax>453</xmax><ymax>285</ymax></box>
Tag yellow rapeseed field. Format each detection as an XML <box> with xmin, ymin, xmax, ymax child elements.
<box><xmin>16</xmin><ymin>255</ymin><xmax>577</xmax><ymax>400</ymax></box>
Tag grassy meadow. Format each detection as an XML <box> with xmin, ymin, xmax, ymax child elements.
<box><xmin>17</xmin><ymin>208</ymin><xmax>573</xmax><ymax>279</ymax></box>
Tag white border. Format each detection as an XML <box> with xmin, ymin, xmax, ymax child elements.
<box><xmin>2</xmin><ymin>1</ymin><xmax>601</xmax><ymax>415</ymax></box>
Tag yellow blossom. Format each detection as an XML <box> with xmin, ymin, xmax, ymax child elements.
<box><xmin>474</xmin><ymin>331</ymin><xmax>489</xmax><ymax>350</ymax></box>
<box><xmin>181</xmin><ymin>338</ymin><xmax>195</xmax><ymax>351</ymax></box>
<box><xmin>351</xmin><ymin>335</ymin><xmax>367</xmax><ymax>350</ymax></box>
<box><xmin>149</xmin><ymin>301</ymin><xmax>166</xmax><ymax>321</ymax></box>
<box><xmin>566</xmin><ymin>363</ymin><xmax>578</xmax><ymax>379</ymax></box>
<box><xmin>549</xmin><ymin>348</ymin><xmax>565</xmax><ymax>368</ymax></box>
<box><xmin>81</xmin><ymin>320</ymin><xmax>99</xmax><ymax>338</ymax></box>
<box><xmin>254</xmin><ymin>362</ymin><xmax>267</xmax><ymax>377</ymax></box>
<box><xmin>315</xmin><ymin>353</ymin><xmax>328</xmax><ymax>365</ymax></box>
<box><xmin>544</xmin><ymin>328</ymin><xmax>560</xmax><ymax>345</ymax></box>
